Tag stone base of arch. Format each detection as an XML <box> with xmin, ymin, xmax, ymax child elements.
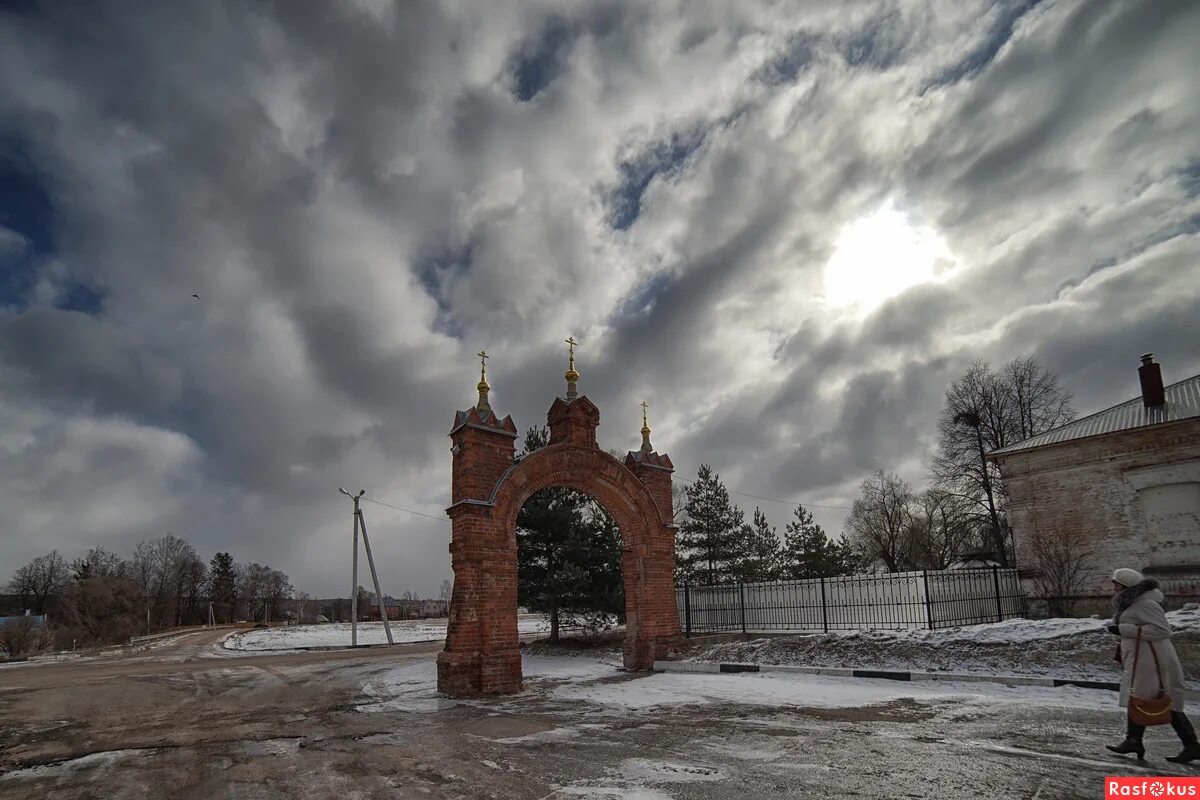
<box><xmin>437</xmin><ymin>395</ymin><xmax>682</xmax><ymax>698</ymax></box>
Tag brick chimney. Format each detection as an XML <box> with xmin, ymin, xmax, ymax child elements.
<box><xmin>1138</xmin><ymin>353</ymin><xmax>1165</xmax><ymax>408</ymax></box>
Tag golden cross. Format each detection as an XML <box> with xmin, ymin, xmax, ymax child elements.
<box><xmin>477</xmin><ymin>350</ymin><xmax>488</xmax><ymax>379</ymax></box>
<box><xmin>565</xmin><ymin>336</ymin><xmax>577</xmax><ymax>370</ymax></box>
<box><xmin>641</xmin><ymin>400</ymin><xmax>649</xmax><ymax>428</ymax></box>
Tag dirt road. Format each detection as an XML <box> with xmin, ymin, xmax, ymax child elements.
<box><xmin>1</xmin><ymin>632</ymin><xmax>1193</xmax><ymax>799</ymax></box>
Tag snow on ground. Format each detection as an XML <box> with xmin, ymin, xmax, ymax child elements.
<box><xmin>689</xmin><ymin>604</ymin><xmax>1200</xmax><ymax>681</ymax></box>
<box><xmin>739</xmin><ymin>604</ymin><xmax>1199</xmax><ymax>645</ymax></box>
<box><xmin>223</xmin><ymin>614</ymin><xmax>554</xmax><ymax>651</ymax></box>
<box><xmin>354</xmin><ymin>654</ymin><xmax>1116</xmax><ymax>720</ymax></box>
<box><xmin>549</xmin><ymin>667</ymin><xmax>1116</xmax><ymax>713</ymax></box>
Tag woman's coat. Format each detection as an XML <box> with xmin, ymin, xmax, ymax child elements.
<box><xmin>1116</xmin><ymin>586</ymin><xmax>1188</xmax><ymax>713</ymax></box>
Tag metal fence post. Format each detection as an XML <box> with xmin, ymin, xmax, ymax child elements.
<box><xmin>820</xmin><ymin>576</ymin><xmax>829</xmax><ymax>633</ymax></box>
<box><xmin>921</xmin><ymin>570</ymin><xmax>934</xmax><ymax>630</ymax></box>
<box><xmin>739</xmin><ymin>583</ymin><xmax>747</xmax><ymax>634</ymax></box>
<box><xmin>992</xmin><ymin>565</ymin><xmax>1003</xmax><ymax>623</ymax></box>
<box><xmin>684</xmin><ymin>582</ymin><xmax>691</xmax><ymax>638</ymax></box>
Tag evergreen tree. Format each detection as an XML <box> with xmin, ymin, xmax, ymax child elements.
<box><xmin>676</xmin><ymin>465</ymin><xmax>744</xmax><ymax>585</ymax></box>
<box><xmin>781</xmin><ymin>504</ymin><xmax>839</xmax><ymax>579</ymax></box>
<box><xmin>208</xmin><ymin>552</ymin><xmax>238</xmax><ymax>623</ymax></box>
<box><xmin>515</xmin><ymin>426</ymin><xmax>623</xmax><ymax>641</ymax></box>
<box><xmin>732</xmin><ymin>507</ymin><xmax>781</xmax><ymax>582</ymax></box>
<box><xmin>831</xmin><ymin>532</ymin><xmax>865</xmax><ymax>576</ymax></box>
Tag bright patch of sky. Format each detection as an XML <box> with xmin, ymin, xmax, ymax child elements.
<box><xmin>822</xmin><ymin>202</ymin><xmax>958</xmax><ymax>316</ymax></box>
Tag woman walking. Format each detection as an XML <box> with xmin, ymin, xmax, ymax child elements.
<box><xmin>1105</xmin><ymin>568</ymin><xmax>1198</xmax><ymax>764</ymax></box>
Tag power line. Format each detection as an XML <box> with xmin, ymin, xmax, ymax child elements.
<box><xmin>360</xmin><ymin>496</ymin><xmax>450</xmax><ymax>523</ymax></box>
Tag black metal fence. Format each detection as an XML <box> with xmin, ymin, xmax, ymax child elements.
<box><xmin>677</xmin><ymin>567</ymin><xmax>1027</xmax><ymax>636</ymax></box>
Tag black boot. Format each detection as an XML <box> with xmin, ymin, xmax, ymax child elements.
<box><xmin>1166</xmin><ymin>712</ymin><xmax>1200</xmax><ymax>765</ymax></box>
<box><xmin>1107</xmin><ymin>720</ymin><xmax>1146</xmax><ymax>760</ymax></box>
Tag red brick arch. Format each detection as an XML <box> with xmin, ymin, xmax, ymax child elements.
<box><xmin>437</xmin><ymin>394</ymin><xmax>682</xmax><ymax>697</ymax></box>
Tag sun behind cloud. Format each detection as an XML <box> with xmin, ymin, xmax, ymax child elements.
<box><xmin>822</xmin><ymin>202</ymin><xmax>959</xmax><ymax>316</ymax></box>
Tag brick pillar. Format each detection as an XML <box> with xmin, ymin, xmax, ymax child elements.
<box><xmin>438</xmin><ymin>407</ymin><xmax>521</xmax><ymax>697</ymax></box>
<box><xmin>625</xmin><ymin>449</ymin><xmax>683</xmax><ymax>668</ymax></box>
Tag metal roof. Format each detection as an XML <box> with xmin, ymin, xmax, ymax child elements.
<box><xmin>990</xmin><ymin>372</ymin><xmax>1200</xmax><ymax>456</ymax></box>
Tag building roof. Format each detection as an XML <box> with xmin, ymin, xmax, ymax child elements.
<box><xmin>990</xmin><ymin>372</ymin><xmax>1200</xmax><ymax>457</ymax></box>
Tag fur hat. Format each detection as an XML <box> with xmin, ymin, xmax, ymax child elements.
<box><xmin>1112</xmin><ymin>568</ymin><xmax>1144</xmax><ymax>587</ymax></box>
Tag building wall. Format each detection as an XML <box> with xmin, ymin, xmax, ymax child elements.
<box><xmin>994</xmin><ymin>418</ymin><xmax>1200</xmax><ymax>604</ymax></box>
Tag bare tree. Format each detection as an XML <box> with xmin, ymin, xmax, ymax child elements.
<box><xmin>931</xmin><ymin>358</ymin><xmax>1074</xmax><ymax>566</ymax></box>
<box><xmin>132</xmin><ymin>535</ymin><xmax>201</xmax><ymax>629</ymax></box>
<box><xmin>6</xmin><ymin>551</ymin><xmax>69</xmax><ymax>615</ymax></box>
<box><xmin>71</xmin><ymin>547</ymin><xmax>125</xmax><ymax>582</ymax></box>
<box><xmin>1003</xmin><ymin>356</ymin><xmax>1075</xmax><ymax>442</ymax></box>
<box><xmin>239</xmin><ymin>563</ymin><xmax>272</xmax><ymax>622</ymax></box>
<box><xmin>671</xmin><ymin>481</ymin><xmax>687</xmax><ymax>524</ymax></box>
<box><xmin>264</xmin><ymin>569</ymin><xmax>294</xmax><ymax>622</ymax></box>
<box><xmin>845</xmin><ymin>470</ymin><xmax>915</xmax><ymax>572</ymax></box>
<box><xmin>907</xmin><ymin>488</ymin><xmax>978</xmax><ymax>570</ymax></box>
<box><xmin>177</xmin><ymin>552</ymin><xmax>208</xmax><ymax>626</ymax></box>
<box><xmin>1029</xmin><ymin>527</ymin><xmax>1092</xmax><ymax>617</ymax></box>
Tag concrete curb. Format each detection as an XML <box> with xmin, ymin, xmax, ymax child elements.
<box><xmin>652</xmin><ymin>660</ymin><xmax>1120</xmax><ymax>691</ymax></box>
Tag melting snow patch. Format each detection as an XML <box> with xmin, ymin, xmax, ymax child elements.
<box><xmin>556</xmin><ymin>787</ymin><xmax>674</xmax><ymax>800</ymax></box>
<box><xmin>620</xmin><ymin>758</ymin><xmax>724</xmax><ymax>783</ymax></box>
<box><xmin>233</xmin><ymin>738</ymin><xmax>302</xmax><ymax>757</ymax></box>
<box><xmin>0</xmin><ymin>748</ymin><xmax>157</xmax><ymax>782</ymax></box>
<box><xmin>225</xmin><ymin>615</ymin><xmax>552</xmax><ymax>651</ymax></box>
<box><xmin>551</xmin><ymin>669</ymin><xmax>1116</xmax><ymax>713</ymax></box>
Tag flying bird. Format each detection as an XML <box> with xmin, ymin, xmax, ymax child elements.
<box><xmin>192</xmin><ymin>294</ymin><xmax>199</xmax><ymax>299</ymax></box>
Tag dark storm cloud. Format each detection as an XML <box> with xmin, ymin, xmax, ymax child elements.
<box><xmin>0</xmin><ymin>0</ymin><xmax>1196</xmax><ymax>595</ymax></box>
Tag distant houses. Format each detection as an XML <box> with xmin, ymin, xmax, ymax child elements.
<box><xmin>311</xmin><ymin>594</ymin><xmax>448</xmax><ymax>622</ymax></box>
<box><xmin>360</xmin><ymin>596</ymin><xmax>448</xmax><ymax>621</ymax></box>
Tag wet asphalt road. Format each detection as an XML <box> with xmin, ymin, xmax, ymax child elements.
<box><xmin>0</xmin><ymin>631</ymin><xmax>1195</xmax><ymax>799</ymax></box>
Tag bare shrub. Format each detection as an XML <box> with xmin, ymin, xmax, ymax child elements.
<box><xmin>0</xmin><ymin>616</ymin><xmax>52</xmax><ymax>658</ymax></box>
<box><xmin>1029</xmin><ymin>528</ymin><xmax>1092</xmax><ymax>616</ymax></box>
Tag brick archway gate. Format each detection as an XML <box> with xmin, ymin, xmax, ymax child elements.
<box><xmin>437</xmin><ymin>366</ymin><xmax>682</xmax><ymax>697</ymax></box>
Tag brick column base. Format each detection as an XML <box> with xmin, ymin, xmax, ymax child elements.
<box><xmin>437</xmin><ymin>647</ymin><xmax>522</xmax><ymax>696</ymax></box>
<box><xmin>625</xmin><ymin>633</ymin><xmax>684</xmax><ymax>670</ymax></box>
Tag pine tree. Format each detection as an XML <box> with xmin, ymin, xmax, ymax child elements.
<box><xmin>831</xmin><ymin>532</ymin><xmax>865</xmax><ymax>576</ymax></box>
<box><xmin>731</xmin><ymin>507</ymin><xmax>782</xmax><ymax>582</ymax></box>
<box><xmin>676</xmin><ymin>465</ymin><xmax>745</xmax><ymax>585</ymax></box>
<box><xmin>781</xmin><ymin>504</ymin><xmax>839</xmax><ymax>579</ymax></box>
<box><xmin>515</xmin><ymin>426</ymin><xmax>623</xmax><ymax>641</ymax></box>
<box><xmin>208</xmin><ymin>552</ymin><xmax>238</xmax><ymax>623</ymax></box>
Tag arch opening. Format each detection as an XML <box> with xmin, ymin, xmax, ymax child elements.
<box><xmin>516</xmin><ymin>484</ymin><xmax>626</xmax><ymax>647</ymax></box>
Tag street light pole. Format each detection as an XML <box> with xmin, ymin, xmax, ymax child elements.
<box><xmin>357</xmin><ymin>502</ymin><xmax>394</xmax><ymax>645</ymax></box>
<box><xmin>339</xmin><ymin>488</ymin><xmax>363</xmax><ymax>647</ymax></box>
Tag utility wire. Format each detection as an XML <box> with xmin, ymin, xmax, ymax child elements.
<box><xmin>360</xmin><ymin>496</ymin><xmax>449</xmax><ymax>523</ymax></box>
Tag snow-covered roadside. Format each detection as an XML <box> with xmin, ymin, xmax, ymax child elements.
<box><xmin>223</xmin><ymin>615</ymin><xmax>555</xmax><ymax>651</ymax></box>
<box><xmin>353</xmin><ymin>653</ymin><xmax>1118</xmax><ymax>720</ymax></box>
<box><xmin>686</xmin><ymin>605</ymin><xmax>1200</xmax><ymax>681</ymax></box>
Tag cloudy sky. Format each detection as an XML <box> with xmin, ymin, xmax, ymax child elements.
<box><xmin>1</xmin><ymin>0</ymin><xmax>1197</xmax><ymax>598</ymax></box>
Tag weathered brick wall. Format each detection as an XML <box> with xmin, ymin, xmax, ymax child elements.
<box><xmin>995</xmin><ymin>418</ymin><xmax>1200</xmax><ymax>602</ymax></box>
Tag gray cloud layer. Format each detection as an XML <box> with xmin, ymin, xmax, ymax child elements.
<box><xmin>1</xmin><ymin>0</ymin><xmax>1197</xmax><ymax>596</ymax></box>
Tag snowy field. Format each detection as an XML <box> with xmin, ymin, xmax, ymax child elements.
<box><xmin>223</xmin><ymin>614</ymin><xmax>553</xmax><ymax>651</ymax></box>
